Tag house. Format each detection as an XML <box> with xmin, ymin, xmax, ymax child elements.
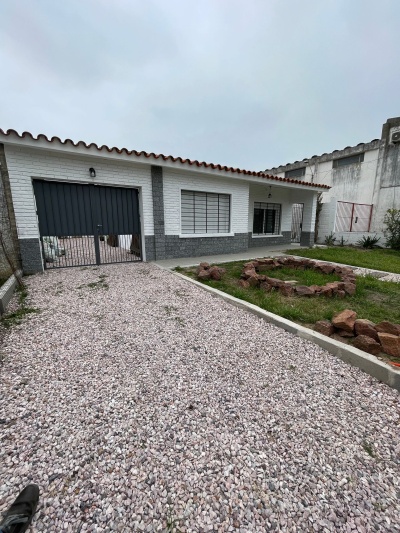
<box><xmin>265</xmin><ymin>117</ymin><xmax>400</xmax><ymax>245</ymax></box>
<box><xmin>0</xmin><ymin>129</ymin><xmax>328</xmax><ymax>274</ymax></box>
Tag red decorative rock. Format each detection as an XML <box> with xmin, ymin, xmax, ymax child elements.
<box><xmin>375</xmin><ymin>321</ymin><xmax>400</xmax><ymax>336</ymax></box>
<box><xmin>294</xmin><ymin>285</ymin><xmax>315</xmax><ymax>296</ymax></box>
<box><xmin>208</xmin><ymin>266</ymin><xmax>223</xmax><ymax>281</ymax></box>
<box><xmin>279</xmin><ymin>284</ymin><xmax>294</xmax><ymax>296</ymax></box>
<box><xmin>197</xmin><ymin>270</ymin><xmax>211</xmax><ymax>281</ymax></box>
<box><xmin>241</xmin><ymin>268</ymin><xmax>257</xmax><ymax>279</ymax></box>
<box><xmin>314</xmin><ymin>320</ymin><xmax>335</xmax><ymax>336</ymax></box>
<box><xmin>354</xmin><ymin>319</ymin><xmax>379</xmax><ymax>342</ymax></box>
<box><xmin>342</xmin><ymin>282</ymin><xmax>356</xmax><ymax>296</ymax></box>
<box><xmin>336</xmin><ymin>329</ymin><xmax>354</xmax><ymax>337</ymax></box>
<box><xmin>265</xmin><ymin>277</ymin><xmax>285</xmax><ymax>288</ymax></box>
<box><xmin>315</xmin><ymin>262</ymin><xmax>336</xmax><ymax>274</ymax></box>
<box><xmin>247</xmin><ymin>274</ymin><xmax>259</xmax><ymax>287</ymax></box>
<box><xmin>332</xmin><ymin>309</ymin><xmax>357</xmax><ymax>333</ymax></box>
<box><xmin>378</xmin><ymin>333</ymin><xmax>400</xmax><ymax>357</ymax></box>
<box><xmin>238</xmin><ymin>279</ymin><xmax>250</xmax><ymax>289</ymax></box>
<box><xmin>353</xmin><ymin>335</ymin><xmax>381</xmax><ymax>355</ymax></box>
<box><xmin>337</xmin><ymin>290</ymin><xmax>346</xmax><ymax>298</ymax></box>
<box><xmin>199</xmin><ymin>262</ymin><xmax>210</xmax><ymax>269</ymax></box>
<box><xmin>320</xmin><ymin>287</ymin><xmax>333</xmax><ymax>297</ymax></box>
<box><xmin>260</xmin><ymin>281</ymin><xmax>273</xmax><ymax>292</ymax></box>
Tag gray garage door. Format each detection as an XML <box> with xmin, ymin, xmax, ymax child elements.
<box><xmin>33</xmin><ymin>180</ymin><xmax>142</xmax><ymax>268</ymax></box>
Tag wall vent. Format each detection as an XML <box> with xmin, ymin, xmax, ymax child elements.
<box><xmin>390</xmin><ymin>130</ymin><xmax>400</xmax><ymax>144</ymax></box>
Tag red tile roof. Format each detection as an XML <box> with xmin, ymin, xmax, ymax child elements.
<box><xmin>0</xmin><ymin>128</ymin><xmax>330</xmax><ymax>189</ymax></box>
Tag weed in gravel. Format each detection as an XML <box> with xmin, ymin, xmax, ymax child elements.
<box><xmin>288</xmin><ymin>364</ymin><xmax>296</xmax><ymax>371</ymax></box>
<box><xmin>164</xmin><ymin>305</ymin><xmax>178</xmax><ymax>316</ymax></box>
<box><xmin>362</xmin><ymin>440</ymin><xmax>375</xmax><ymax>457</ymax></box>
<box><xmin>166</xmin><ymin>506</ymin><xmax>182</xmax><ymax>533</ymax></box>
<box><xmin>81</xmin><ymin>277</ymin><xmax>109</xmax><ymax>290</ymax></box>
<box><xmin>2</xmin><ymin>307</ymin><xmax>39</xmax><ymax>328</ymax></box>
<box><xmin>174</xmin><ymin>316</ymin><xmax>185</xmax><ymax>326</ymax></box>
<box><xmin>1</xmin><ymin>284</ymin><xmax>39</xmax><ymax>328</ymax></box>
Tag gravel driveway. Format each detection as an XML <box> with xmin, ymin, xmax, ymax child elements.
<box><xmin>0</xmin><ymin>263</ymin><xmax>399</xmax><ymax>532</ymax></box>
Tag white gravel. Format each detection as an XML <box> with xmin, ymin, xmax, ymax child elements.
<box><xmin>0</xmin><ymin>263</ymin><xmax>399</xmax><ymax>533</ymax></box>
<box><xmin>352</xmin><ymin>267</ymin><xmax>400</xmax><ymax>283</ymax></box>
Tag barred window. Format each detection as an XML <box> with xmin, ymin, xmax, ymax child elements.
<box><xmin>181</xmin><ymin>190</ymin><xmax>230</xmax><ymax>234</ymax></box>
<box><xmin>285</xmin><ymin>167</ymin><xmax>306</xmax><ymax>178</ymax></box>
<box><xmin>333</xmin><ymin>153</ymin><xmax>364</xmax><ymax>168</ymax></box>
<box><xmin>253</xmin><ymin>203</ymin><xmax>281</xmax><ymax>235</ymax></box>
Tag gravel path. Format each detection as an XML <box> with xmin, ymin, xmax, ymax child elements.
<box><xmin>0</xmin><ymin>263</ymin><xmax>399</xmax><ymax>532</ymax></box>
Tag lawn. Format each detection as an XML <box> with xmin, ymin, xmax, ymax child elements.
<box><xmin>178</xmin><ymin>260</ymin><xmax>400</xmax><ymax>327</ymax></box>
<box><xmin>288</xmin><ymin>246</ymin><xmax>400</xmax><ymax>274</ymax></box>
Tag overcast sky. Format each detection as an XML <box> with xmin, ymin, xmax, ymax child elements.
<box><xmin>1</xmin><ymin>0</ymin><xmax>399</xmax><ymax>170</ymax></box>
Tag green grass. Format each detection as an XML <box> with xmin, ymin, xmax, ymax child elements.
<box><xmin>289</xmin><ymin>246</ymin><xmax>400</xmax><ymax>274</ymax></box>
<box><xmin>261</xmin><ymin>266</ymin><xmax>341</xmax><ymax>286</ymax></box>
<box><xmin>178</xmin><ymin>260</ymin><xmax>400</xmax><ymax>326</ymax></box>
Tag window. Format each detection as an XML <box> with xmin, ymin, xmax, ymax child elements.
<box><xmin>285</xmin><ymin>167</ymin><xmax>306</xmax><ymax>179</ymax></box>
<box><xmin>253</xmin><ymin>203</ymin><xmax>281</xmax><ymax>235</ymax></box>
<box><xmin>333</xmin><ymin>153</ymin><xmax>364</xmax><ymax>168</ymax></box>
<box><xmin>181</xmin><ymin>190</ymin><xmax>230</xmax><ymax>234</ymax></box>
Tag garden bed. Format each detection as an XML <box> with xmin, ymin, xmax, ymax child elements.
<box><xmin>177</xmin><ymin>257</ymin><xmax>400</xmax><ymax>365</ymax></box>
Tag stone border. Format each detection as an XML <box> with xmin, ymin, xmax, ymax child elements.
<box><xmin>172</xmin><ymin>271</ymin><xmax>400</xmax><ymax>392</ymax></box>
<box><xmin>0</xmin><ymin>270</ymin><xmax>22</xmax><ymax>316</ymax></box>
<box><xmin>238</xmin><ymin>257</ymin><xmax>356</xmax><ymax>297</ymax></box>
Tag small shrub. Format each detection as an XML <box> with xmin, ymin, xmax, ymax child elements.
<box><xmin>324</xmin><ymin>232</ymin><xmax>337</xmax><ymax>246</ymax></box>
<box><xmin>338</xmin><ymin>236</ymin><xmax>348</xmax><ymax>247</ymax></box>
<box><xmin>356</xmin><ymin>234</ymin><xmax>381</xmax><ymax>249</ymax></box>
<box><xmin>383</xmin><ymin>208</ymin><xmax>400</xmax><ymax>250</ymax></box>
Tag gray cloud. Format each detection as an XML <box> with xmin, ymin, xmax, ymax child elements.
<box><xmin>1</xmin><ymin>0</ymin><xmax>399</xmax><ymax>170</ymax></box>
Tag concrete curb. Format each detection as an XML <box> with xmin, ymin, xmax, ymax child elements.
<box><xmin>172</xmin><ymin>271</ymin><xmax>400</xmax><ymax>392</ymax></box>
<box><xmin>0</xmin><ymin>270</ymin><xmax>22</xmax><ymax>316</ymax></box>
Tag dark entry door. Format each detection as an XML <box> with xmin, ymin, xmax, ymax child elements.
<box><xmin>33</xmin><ymin>180</ymin><xmax>142</xmax><ymax>268</ymax></box>
<box><xmin>291</xmin><ymin>203</ymin><xmax>304</xmax><ymax>243</ymax></box>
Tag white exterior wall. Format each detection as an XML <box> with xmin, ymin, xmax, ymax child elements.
<box><xmin>4</xmin><ymin>145</ymin><xmax>154</xmax><ymax>240</ymax></box>
<box><xmin>163</xmin><ymin>168</ymin><xmax>249</xmax><ymax>236</ymax></box>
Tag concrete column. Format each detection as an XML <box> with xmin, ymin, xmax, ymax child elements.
<box><xmin>151</xmin><ymin>165</ymin><xmax>166</xmax><ymax>260</ymax></box>
<box><xmin>300</xmin><ymin>192</ymin><xmax>318</xmax><ymax>247</ymax></box>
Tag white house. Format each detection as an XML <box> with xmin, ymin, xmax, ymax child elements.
<box><xmin>0</xmin><ymin>129</ymin><xmax>328</xmax><ymax>274</ymax></box>
<box><xmin>265</xmin><ymin>117</ymin><xmax>400</xmax><ymax>245</ymax></box>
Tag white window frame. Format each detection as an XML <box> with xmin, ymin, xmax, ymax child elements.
<box><xmin>179</xmin><ymin>188</ymin><xmax>234</xmax><ymax>238</ymax></box>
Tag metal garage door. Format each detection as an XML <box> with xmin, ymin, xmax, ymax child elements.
<box><xmin>33</xmin><ymin>180</ymin><xmax>142</xmax><ymax>268</ymax></box>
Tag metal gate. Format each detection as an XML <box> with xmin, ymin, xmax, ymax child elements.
<box><xmin>33</xmin><ymin>180</ymin><xmax>142</xmax><ymax>268</ymax></box>
<box><xmin>291</xmin><ymin>203</ymin><xmax>304</xmax><ymax>243</ymax></box>
<box><xmin>335</xmin><ymin>201</ymin><xmax>373</xmax><ymax>232</ymax></box>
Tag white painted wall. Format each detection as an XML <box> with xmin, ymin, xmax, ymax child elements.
<box><xmin>163</xmin><ymin>168</ymin><xmax>249</xmax><ymax>235</ymax></box>
<box><xmin>4</xmin><ymin>145</ymin><xmax>154</xmax><ymax>241</ymax></box>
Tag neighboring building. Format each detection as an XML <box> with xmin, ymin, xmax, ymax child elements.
<box><xmin>0</xmin><ymin>144</ymin><xmax>20</xmax><ymax>277</ymax></box>
<box><xmin>0</xmin><ymin>129</ymin><xmax>327</xmax><ymax>274</ymax></box>
<box><xmin>265</xmin><ymin>117</ymin><xmax>400</xmax><ymax>244</ymax></box>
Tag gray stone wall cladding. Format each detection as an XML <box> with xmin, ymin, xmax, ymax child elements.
<box><xmin>300</xmin><ymin>232</ymin><xmax>315</xmax><ymax>247</ymax></box>
<box><xmin>0</xmin><ymin>144</ymin><xmax>21</xmax><ymax>277</ymax></box>
<box><xmin>144</xmin><ymin>235</ymin><xmax>156</xmax><ymax>261</ymax></box>
<box><xmin>163</xmin><ymin>233</ymin><xmax>248</xmax><ymax>259</ymax></box>
<box><xmin>19</xmin><ymin>239</ymin><xmax>43</xmax><ymax>274</ymax></box>
<box><xmin>248</xmin><ymin>231</ymin><xmax>291</xmax><ymax>248</ymax></box>
<box><xmin>151</xmin><ymin>165</ymin><xmax>167</xmax><ymax>260</ymax></box>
